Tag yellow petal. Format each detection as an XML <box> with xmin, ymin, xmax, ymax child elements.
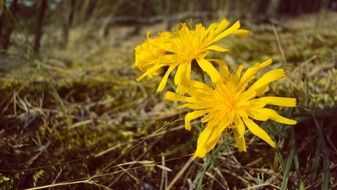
<box><xmin>206</xmin><ymin>59</ymin><xmax>229</xmax><ymax>76</ymax></box>
<box><xmin>240</xmin><ymin>88</ymin><xmax>256</xmax><ymax>101</ymax></box>
<box><xmin>195</xmin><ymin>125</ymin><xmax>225</xmax><ymax>159</ymax></box>
<box><xmin>197</xmin><ymin>59</ymin><xmax>221</xmax><ymax>83</ymax></box>
<box><xmin>233</xmin><ymin>129</ymin><xmax>247</xmax><ymax>151</ymax></box>
<box><xmin>174</xmin><ymin>63</ymin><xmax>191</xmax><ymax>94</ymax></box>
<box><xmin>189</xmin><ymin>80</ymin><xmax>213</xmax><ymax>94</ymax></box>
<box><xmin>214</xmin><ymin>19</ymin><xmax>229</xmax><ymax>34</ymax></box>
<box><xmin>250</xmin><ymin>69</ymin><xmax>285</xmax><ymax>90</ymax></box>
<box><xmin>195</xmin><ymin>23</ymin><xmax>206</xmax><ymax>34</ymax></box>
<box><xmin>253</xmin><ymin>97</ymin><xmax>297</xmax><ymax>107</ymax></box>
<box><xmin>233</xmin><ymin>29</ymin><xmax>250</xmax><ymax>37</ymax></box>
<box><xmin>164</xmin><ymin>91</ymin><xmax>186</xmax><ymax>101</ymax></box>
<box><xmin>254</xmin><ymin>108</ymin><xmax>297</xmax><ymax>125</ymax></box>
<box><xmin>146</xmin><ymin>31</ymin><xmax>152</xmax><ymax>39</ymax></box>
<box><xmin>156</xmin><ymin>65</ymin><xmax>177</xmax><ymax>92</ymax></box>
<box><xmin>205</xmin><ymin>45</ymin><xmax>229</xmax><ymax>52</ymax></box>
<box><xmin>174</xmin><ymin>64</ymin><xmax>185</xmax><ymax>85</ymax></box>
<box><xmin>207</xmin><ymin>23</ymin><xmax>219</xmax><ymax>31</ymax></box>
<box><xmin>136</xmin><ymin>64</ymin><xmax>165</xmax><ymax>81</ymax></box>
<box><xmin>189</xmin><ymin>80</ymin><xmax>210</xmax><ymax>89</ymax></box>
<box><xmin>237</xmin><ymin>109</ymin><xmax>249</xmax><ymax>119</ymax></box>
<box><xmin>258</xmin><ymin>58</ymin><xmax>273</xmax><ymax>68</ymax></box>
<box><xmin>184</xmin><ymin>110</ymin><xmax>208</xmax><ymax>130</ymax></box>
<box><xmin>242</xmin><ymin>118</ymin><xmax>275</xmax><ymax>148</ymax></box>
<box><xmin>193</xmin><ymin>147</ymin><xmax>208</xmax><ymax>160</ymax></box>
<box><xmin>180</xmin><ymin>103</ymin><xmax>210</xmax><ymax>110</ymax></box>
<box><xmin>212</xmin><ymin>21</ymin><xmax>241</xmax><ymax>43</ymax></box>
<box><xmin>247</xmin><ymin>109</ymin><xmax>269</xmax><ymax>121</ymax></box>
<box><xmin>182</xmin><ymin>61</ymin><xmax>191</xmax><ymax>86</ymax></box>
<box><xmin>255</xmin><ymin>85</ymin><xmax>270</xmax><ymax>96</ymax></box>
<box><xmin>234</xmin><ymin>115</ymin><xmax>245</xmax><ymax>136</ymax></box>
<box><xmin>194</xmin><ymin>124</ymin><xmax>215</xmax><ymax>159</ymax></box>
<box><xmin>240</xmin><ymin>59</ymin><xmax>272</xmax><ymax>84</ymax></box>
<box><xmin>235</xmin><ymin>65</ymin><xmax>244</xmax><ymax>78</ymax></box>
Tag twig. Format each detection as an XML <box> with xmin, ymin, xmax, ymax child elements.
<box><xmin>167</xmin><ymin>156</ymin><xmax>194</xmax><ymax>190</ymax></box>
<box><xmin>94</xmin><ymin>124</ymin><xmax>184</xmax><ymax>158</ymax></box>
<box><xmin>25</xmin><ymin>180</ymin><xmax>89</xmax><ymax>190</ymax></box>
<box><xmin>159</xmin><ymin>155</ymin><xmax>167</xmax><ymax>190</ymax></box>
<box><xmin>272</xmin><ymin>25</ymin><xmax>287</xmax><ymax>64</ymax></box>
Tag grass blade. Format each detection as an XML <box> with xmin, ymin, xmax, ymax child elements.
<box><xmin>280</xmin><ymin>128</ymin><xmax>296</xmax><ymax>190</ymax></box>
<box><xmin>313</xmin><ymin>117</ymin><xmax>330</xmax><ymax>190</ymax></box>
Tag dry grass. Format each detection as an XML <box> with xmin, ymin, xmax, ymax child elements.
<box><xmin>0</xmin><ymin>12</ymin><xmax>336</xmax><ymax>189</ymax></box>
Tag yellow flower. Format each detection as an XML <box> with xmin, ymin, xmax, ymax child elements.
<box><xmin>134</xmin><ymin>32</ymin><xmax>173</xmax><ymax>78</ymax></box>
<box><xmin>135</xmin><ymin>19</ymin><xmax>249</xmax><ymax>93</ymax></box>
<box><xmin>165</xmin><ymin>59</ymin><xmax>297</xmax><ymax>159</ymax></box>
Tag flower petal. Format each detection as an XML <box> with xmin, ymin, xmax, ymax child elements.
<box><xmin>240</xmin><ymin>59</ymin><xmax>272</xmax><ymax>85</ymax></box>
<box><xmin>235</xmin><ymin>65</ymin><xmax>244</xmax><ymax>78</ymax></box>
<box><xmin>212</xmin><ymin>21</ymin><xmax>241</xmax><ymax>43</ymax></box>
<box><xmin>194</xmin><ymin>124</ymin><xmax>225</xmax><ymax>159</ymax></box>
<box><xmin>233</xmin><ymin>29</ymin><xmax>250</xmax><ymax>36</ymax></box>
<box><xmin>136</xmin><ymin>64</ymin><xmax>166</xmax><ymax>81</ymax></box>
<box><xmin>254</xmin><ymin>108</ymin><xmax>297</xmax><ymax>125</ymax></box>
<box><xmin>197</xmin><ymin>59</ymin><xmax>221</xmax><ymax>82</ymax></box>
<box><xmin>174</xmin><ymin>63</ymin><xmax>191</xmax><ymax>94</ymax></box>
<box><xmin>233</xmin><ymin>129</ymin><xmax>247</xmax><ymax>151</ymax></box>
<box><xmin>242</xmin><ymin>118</ymin><xmax>275</xmax><ymax>148</ymax></box>
<box><xmin>189</xmin><ymin>80</ymin><xmax>214</xmax><ymax>94</ymax></box>
<box><xmin>255</xmin><ymin>85</ymin><xmax>270</xmax><ymax>96</ymax></box>
<box><xmin>164</xmin><ymin>91</ymin><xmax>186</xmax><ymax>101</ymax></box>
<box><xmin>249</xmin><ymin>69</ymin><xmax>285</xmax><ymax>90</ymax></box>
<box><xmin>174</xmin><ymin>64</ymin><xmax>184</xmax><ymax>85</ymax></box>
<box><xmin>247</xmin><ymin>109</ymin><xmax>269</xmax><ymax>121</ymax></box>
<box><xmin>234</xmin><ymin>115</ymin><xmax>245</xmax><ymax>136</ymax></box>
<box><xmin>214</xmin><ymin>19</ymin><xmax>229</xmax><ymax>34</ymax></box>
<box><xmin>184</xmin><ymin>110</ymin><xmax>209</xmax><ymax>130</ymax></box>
<box><xmin>193</xmin><ymin>124</ymin><xmax>214</xmax><ymax>159</ymax></box>
<box><xmin>205</xmin><ymin>45</ymin><xmax>229</xmax><ymax>52</ymax></box>
<box><xmin>252</xmin><ymin>97</ymin><xmax>297</xmax><ymax>107</ymax></box>
<box><xmin>157</xmin><ymin>65</ymin><xmax>177</xmax><ymax>92</ymax></box>
<box><xmin>207</xmin><ymin>59</ymin><xmax>229</xmax><ymax>75</ymax></box>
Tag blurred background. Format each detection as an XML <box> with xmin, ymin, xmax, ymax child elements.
<box><xmin>1</xmin><ymin>0</ymin><xmax>336</xmax><ymax>56</ymax></box>
<box><xmin>0</xmin><ymin>0</ymin><xmax>336</xmax><ymax>189</ymax></box>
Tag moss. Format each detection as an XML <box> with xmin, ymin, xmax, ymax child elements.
<box><xmin>1</xmin><ymin>15</ymin><xmax>337</xmax><ymax>189</ymax></box>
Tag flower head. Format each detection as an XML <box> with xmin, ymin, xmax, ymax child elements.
<box><xmin>135</xmin><ymin>19</ymin><xmax>249</xmax><ymax>93</ymax></box>
<box><xmin>134</xmin><ymin>32</ymin><xmax>173</xmax><ymax>78</ymax></box>
<box><xmin>165</xmin><ymin>59</ymin><xmax>297</xmax><ymax>159</ymax></box>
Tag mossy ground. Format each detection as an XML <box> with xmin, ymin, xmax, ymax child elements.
<box><xmin>0</xmin><ymin>12</ymin><xmax>336</xmax><ymax>189</ymax></box>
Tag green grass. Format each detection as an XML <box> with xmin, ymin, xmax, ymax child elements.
<box><xmin>1</xmin><ymin>12</ymin><xmax>337</xmax><ymax>189</ymax></box>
